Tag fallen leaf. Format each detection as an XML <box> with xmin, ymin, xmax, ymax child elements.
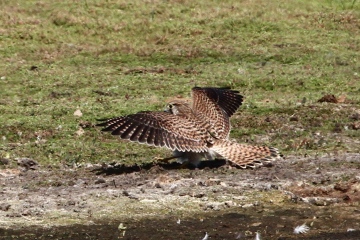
<box><xmin>74</xmin><ymin>109</ymin><xmax>83</xmax><ymax>117</ymax></box>
<box><xmin>351</xmin><ymin>121</ymin><xmax>360</xmax><ymax>130</ymax></box>
<box><xmin>76</xmin><ymin>127</ymin><xmax>85</xmax><ymax>136</ymax></box>
<box><xmin>317</xmin><ymin>94</ymin><xmax>337</xmax><ymax>103</ymax></box>
<box><xmin>337</xmin><ymin>95</ymin><xmax>347</xmax><ymax>103</ymax></box>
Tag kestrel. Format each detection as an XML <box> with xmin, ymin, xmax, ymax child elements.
<box><xmin>97</xmin><ymin>87</ymin><xmax>281</xmax><ymax>168</ymax></box>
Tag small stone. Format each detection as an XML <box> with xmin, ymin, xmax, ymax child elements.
<box><xmin>220</xmin><ymin>182</ymin><xmax>228</xmax><ymax>187</ymax></box>
<box><xmin>224</xmin><ymin>201</ymin><xmax>235</xmax><ymax>207</ymax></box>
<box><xmin>139</xmin><ymin>199</ymin><xmax>157</xmax><ymax>203</ymax></box>
<box><xmin>350</xmin><ymin>113</ymin><xmax>360</xmax><ymax>120</ymax></box>
<box><xmin>205</xmin><ymin>202</ymin><xmax>223</xmax><ymax>211</ymax></box>
<box><xmin>95</xmin><ymin>178</ymin><xmax>106</xmax><ymax>184</ymax></box>
<box><xmin>203</xmin><ymin>178</ymin><xmax>221</xmax><ymax>186</ymax></box>
<box><xmin>0</xmin><ymin>203</ymin><xmax>11</xmax><ymax>211</ymax></box>
<box><xmin>0</xmin><ymin>158</ymin><xmax>10</xmax><ymax>165</ymax></box>
<box><xmin>289</xmin><ymin>116</ymin><xmax>299</xmax><ymax>121</ymax></box>
<box><xmin>242</xmin><ymin>203</ymin><xmax>254</xmax><ymax>208</ymax></box>
<box><xmin>194</xmin><ymin>193</ymin><xmax>205</xmax><ymax>198</ymax></box>
<box><xmin>15</xmin><ymin>158</ymin><xmax>38</xmax><ymax>170</ymax></box>
<box><xmin>334</xmin><ymin>182</ymin><xmax>350</xmax><ymax>192</ymax></box>
<box><xmin>67</xmin><ymin>200</ymin><xmax>76</xmax><ymax>206</ymax></box>
<box><xmin>343</xmin><ymin>195</ymin><xmax>350</xmax><ymax>201</ymax></box>
<box><xmin>6</xmin><ymin>212</ymin><xmax>22</xmax><ymax>218</ymax></box>
<box><xmin>302</xmin><ymin>197</ymin><xmax>339</xmax><ymax>206</ymax></box>
<box><xmin>250</xmin><ymin>222</ymin><xmax>262</xmax><ymax>227</ymax></box>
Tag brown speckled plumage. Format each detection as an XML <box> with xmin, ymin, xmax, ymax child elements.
<box><xmin>97</xmin><ymin>87</ymin><xmax>282</xmax><ymax>168</ymax></box>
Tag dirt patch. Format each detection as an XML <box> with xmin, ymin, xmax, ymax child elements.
<box><xmin>1</xmin><ymin>153</ymin><xmax>360</xmax><ymax>239</ymax></box>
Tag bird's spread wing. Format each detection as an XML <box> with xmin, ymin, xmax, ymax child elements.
<box><xmin>191</xmin><ymin>87</ymin><xmax>243</xmax><ymax>139</ymax></box>
<box><xmin>96</xmin><ymin>111</ymin><xmax>209</xmax><ymax>152</ymax></box>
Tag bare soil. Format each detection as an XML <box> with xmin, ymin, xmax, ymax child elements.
<box><xmin>1</xmin><ymin>153</ymin><xmax>360</xmax><ymax>239</ymax></box>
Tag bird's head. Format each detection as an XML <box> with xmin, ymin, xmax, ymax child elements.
<box><xmin>165</xmin><ymin>100</ymin><xmax>191</xmax><ymax>116</ymax></box>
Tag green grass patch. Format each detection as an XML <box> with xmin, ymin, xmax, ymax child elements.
<box><xmin>1</xmin><ymin>0</ymin><xmax>360</xmax><ymax>165</ymax></box>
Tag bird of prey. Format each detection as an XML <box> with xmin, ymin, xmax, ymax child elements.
<box><xmin>97</xmin><ymin>87</ymin><xmax>281</xmax><ymax>168</ymax></box>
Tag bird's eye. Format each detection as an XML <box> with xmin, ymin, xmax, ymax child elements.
<box><xmin>168</xmin><ymin>104</ymin><xmax>172</xmax><ymax>109</ymax></box>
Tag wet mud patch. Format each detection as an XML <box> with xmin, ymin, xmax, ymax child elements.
<box><xmin>0</xmin><ymin>153</ymin><xmax>359</xmax><ymax>239</ymax></box>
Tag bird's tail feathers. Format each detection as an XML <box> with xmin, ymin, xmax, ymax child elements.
<box><xmin>211</xmin><ymin>139</ymin><xmax>282</xmax><ymax>168</ymax></box>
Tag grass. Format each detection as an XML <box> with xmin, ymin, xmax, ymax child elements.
<box><xmin>1</xmin><ymin>0</ymin><xmax>360</xmax><ymax>166</ymax></box>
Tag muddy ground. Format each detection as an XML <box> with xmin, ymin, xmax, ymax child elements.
<box><xmin>0</xmin><ymin>153</ymin><xmax>359</xmax><ymax>240</ymax></box>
